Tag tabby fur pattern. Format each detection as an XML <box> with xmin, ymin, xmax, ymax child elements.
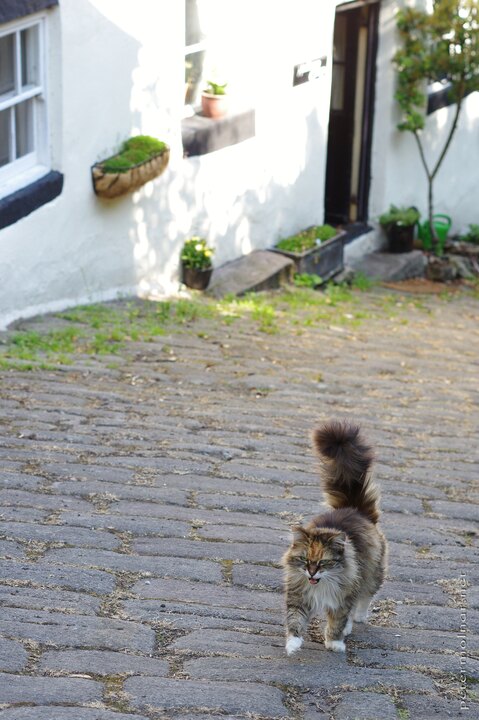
<box><xmin>282</xmin><ymin>420</ymin><xmax>387</xmax><ymax>654</ymax></box>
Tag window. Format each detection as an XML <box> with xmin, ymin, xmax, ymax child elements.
<box><xmin>185</xmin><ymin>0</ymin><xmax>207</xmax><ymax>111</ymax></box>
<box><xmin>0</xmin><ymin>16</ymin><xmax>47</xmax><ymax>194</ymax></box>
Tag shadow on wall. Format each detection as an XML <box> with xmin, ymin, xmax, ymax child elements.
<box><xmin>128</xmin><ymin>105</ymin><xmax>326</xmax><ymax>298</ymax></box>
<box><xmin>430</xmin><ymin>93</ymin><xmax>479</xmax><ymax>229</ymax></box>
<box><xmin>388</xmin><ymin>90</ymin><xmax>479</xmax><ymax>230</ymax></box>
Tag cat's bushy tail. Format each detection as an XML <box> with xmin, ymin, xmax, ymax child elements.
<box><xmin>312</xmin><ymin>421</ymin><xmax>380</xmax><ymax>524</ymax></box>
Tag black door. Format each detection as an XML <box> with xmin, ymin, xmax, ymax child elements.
<box><xmin>324</xmin><ymin>2</ymin><xmax>379</xmax><ymax>226</ymax></box>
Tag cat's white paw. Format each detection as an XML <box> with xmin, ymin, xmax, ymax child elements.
<box><xmin>353</xmin><ymin>610</ymin><xmax>368</xmax><ymax>623</ymax></box>
<box><xmin>325</xmin><ymin>639</ymin><xmax>346</xmax><ymax>652</ymax></box>
<box><xmin>343</xmin><ymin>618</ymin><xmax>353</xmax><ymax>636</ymax></box>
<box><xmin>285</xmin><ymin>635</ymin><xmax>303</xmax><ymax>655</ymax></box>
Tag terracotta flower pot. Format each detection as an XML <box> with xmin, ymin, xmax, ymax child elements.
<box><xmin>201</xmin><ymin>92</ymin><xmax>228</xmax><ymax>119</ymax></box>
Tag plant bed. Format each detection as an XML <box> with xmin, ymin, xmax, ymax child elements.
<box><xmin>92</xmin><ymin>136</ymin><xmax>169</xmax><ymax>199</ymax></box>
<box><xmin>271</xmin><ymin>225</ymin><xmax>345</xmax><ymax>282</ymax></box>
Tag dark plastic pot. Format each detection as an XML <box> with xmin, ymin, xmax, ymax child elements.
<box><xmin>181</xmin><ymin>265</ymin><xmax>213</xmax><ymax>290</ymax></box>
<box><xmin>388</xmin><ymin>224</ymin><xmax>415</xmax><ymax>253</ymax></box>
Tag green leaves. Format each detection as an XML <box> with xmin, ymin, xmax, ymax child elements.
<box><xmin>101</xmin><ymin>136</ymin><xmax>167</xmax><ymax>173</ymax></box>
<box><xmin>180</xmin><ymin>237</ymin><xmax>214</xmax><ymax>270</ymax></box>
<box><xmin>393</xmin><ymin>1</ymin><xmax>479</xmax><ymax>134</ymax></box>
<box><xmin>276</xmin><ymin>225</ymin><xmax>337</xmax><ymax>253</ymax></box>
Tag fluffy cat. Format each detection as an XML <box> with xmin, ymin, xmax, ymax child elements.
<box><xmin>282</xmin><ymin>420</ymin><xmax>387</xmax><ymax>654</ymax></box>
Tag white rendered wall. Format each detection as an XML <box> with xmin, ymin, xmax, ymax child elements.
<box><xmin>370</xmin><ymin>0</ymin><xmax>479</xmax><ymax>236</ymax></box>
<box><xmin>0</xmin><ymin>0</ymin><xmax>339</xmax><ymax>328</ymax></box>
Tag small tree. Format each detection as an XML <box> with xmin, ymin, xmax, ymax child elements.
<box><xmin>394</xmin><ymin>0</ymin><xmax>479</xmax><ymax>248</ymax></box>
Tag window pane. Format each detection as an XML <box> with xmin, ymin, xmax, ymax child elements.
<box><xmin>185</xmin><ymin>50</ymin><xmax>205</xmax><ymax>105</ymax></box>
<box><xmin>15</xmin><ymin>100</ymin><xmax>34</xmax><ymax>158</ymax></box>
<box><xmin>333</xmin><ymin>15</ymin><xmax>347</xmax><ymax>63</ymax></box>
<box><xmin>0</xmin><ymin>34</ymin><xmax>15</xmax><ymax>96</ymax></box>
<box><xmin>21</xmin><ymin>25</ymin><xmax>40</xmax><ymax>88</ymax></box>
<box><xmin>331</xmin><ymin>65</ymin><xmax>345</xmax><ymax>111</ymax></box>
<box><xmin>0</xmin><ymin>109</ymin><xmax>10</xmax><ymax>166</ymax></box>
<box><xmin>185</xmin><ymin>0</ymin><xmax>205</xmax><ymax>46</ymax></box>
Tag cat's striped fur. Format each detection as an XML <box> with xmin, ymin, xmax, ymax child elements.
<box><xmin>282</xmin><ymin>421</ymin><xmax>387</xmax><ymax>654</ymax></box>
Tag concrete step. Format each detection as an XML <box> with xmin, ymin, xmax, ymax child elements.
<box><xmin>207</xmin><ymin>250</ymin><xmax>294</xmax><ymax>298</ymax></box>
<box><xmin>349</xmin><ymin>250</ymin><xmax>426</xmax><ymax>282</ymax></box>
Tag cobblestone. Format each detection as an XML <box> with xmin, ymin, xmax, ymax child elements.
<box><xmin>0</xmin><ymin>674</ymin><xmax>102</xmax><ymax>704</ymax></box>
<box><xmin>40</xmin><ymin>649</ymin><xmax>169</xmax><ymax>675</ymax></box>
<box><xmin>333</xmin><ymin>692</ymin><xmax>398</xmax><ymax>720</ymax></box>
<box><xmin>124</xmin><ymin>676</ymin><xmax>289</xmax><ymax>716</ymax></box>
<box><xmin>0</xmin><ymin>288</ymin><xmax>478</xmax><ymax>718</ymax></box>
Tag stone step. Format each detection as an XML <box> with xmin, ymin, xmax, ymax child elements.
<box><xmin>349</xmin><ymin>250</ymin><xmax>426</xmax><ymax>282</ymax></box>
<box><xmin>207</xmin><ymin>250</ymin><xmax>294</xmax><ymax>298</ymax></box>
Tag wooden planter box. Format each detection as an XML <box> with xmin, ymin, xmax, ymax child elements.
<box><xmin>271</xmin><ymin>230</ymin><xmax>346</xmax><ymax>282</ymax></box>
<box><xmin>91</xmin><ymin>148</ymin><xmax>170</xmax><ymax>199</ymax></box>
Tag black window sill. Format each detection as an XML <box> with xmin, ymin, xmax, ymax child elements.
<box><xmin>0</xmin><ymin>0</ymin><xmax>59</xmax><ymax>24</ymax></box>
<box><xmin>182</xmin><ymin>108</ymin><xmax>255</xmax><ymax>157</ymax></box>
<box><xmin>428</xmin><ymin>85</ymin><xmax>475</xmax><ymax>114</ymax></box>
<box><xmin>0</xmin><ymin>170</ymin><xmax>64</xmax><ymax>230</ymax></box>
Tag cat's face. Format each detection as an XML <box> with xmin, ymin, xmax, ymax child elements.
<box><xmin>287</xmin><ymin>527</ymin><xmax>346</xmax><ymax>585</ymax></box>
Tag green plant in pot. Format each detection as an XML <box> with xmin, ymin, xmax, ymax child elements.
<box><xmin>92</xmin><ymin>135</ymin><xmax>169</xmax><ymax>199</ymax></box>
<box><xmin>180</xmin><ymin>237</ymin><xmax>214</xmax><ymax>290</ymax></box>
<box><xmin>201</xmin><ymin>80</ymin><xmax>228</xmax><ymax>119</ymax></box>
<box><xmin>379</xmin><ymin>205</ymin><xmax>420</xmax><ymax>253</ymax></box>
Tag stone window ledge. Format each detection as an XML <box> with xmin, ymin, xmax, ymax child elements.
<box><xmin>182</xmin><ymin>108</ymin><xmax>255</xmax><ymax>157</ymax></box>
<box><xmin>0</xmin><ymin>171</ymin><xmax>64</xmax><ymax>230</ymax></box>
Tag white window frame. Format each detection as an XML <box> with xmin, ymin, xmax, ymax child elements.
<box><xmin>0</xmin><ymin>14</ymin><xmax>49</xmax><ymax>197</ymax></box>
<box><xmin>184</xmin><ymin>1</ymin><xmax>209</xmax><ymax>116</ymax></box>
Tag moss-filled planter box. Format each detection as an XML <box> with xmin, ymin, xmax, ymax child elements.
<box><xmin>271</xmin><ymin>225</ymin><xmax>345</xmax><ymax>282</ymax></box>
<box><xmin>92</xmin><ymin>136</ymin><xmax>169</xmax><ymax>199</ymax></box>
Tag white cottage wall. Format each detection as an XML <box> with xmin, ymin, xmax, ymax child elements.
<box><xmin>0</xmin><ymin>0</ymin><xmax>338</xmax><ymax>328</ymax></box>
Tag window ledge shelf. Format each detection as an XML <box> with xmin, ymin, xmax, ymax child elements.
<box><xmin>182</xmin><ymin>108</ymin><xmax>255</xmax><ymax>157</ymax></box>
<box><xmin>0</xmin><ymin>170</ymin><xmax>64</xmax><ymax>230</ymax></box>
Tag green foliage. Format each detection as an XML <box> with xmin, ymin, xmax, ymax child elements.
<box><xmin>379</xmin><ymin>205</ymin><xmax>421</xmax><ymax>228</ymax></box>
<box><xmin>294</xmin><ymin>273</ymin><xmax>323</xmax><ymax>288</ymax></box>
<box><xmin>101</xmin><ymin>135</ymin><xmax>167</xmax><ymax>173</ymax></box>
<box><xmin>276</xmin><ymin>225</ymin><xmax>337</xmax><ymax>253</ymax></box>
<box><xmin>393</xmin><ymin>2</ymin><xmax>479</xmax><ymax>242</ymax></box>
<box><xmin>205</xmin><ymin>81</ymin><xmax>227</xmax><ymax>95</ymax></box>
<box><xmin>351</xmin><ymin>271</ymin><xmax>374</xmax><ymax>291</ymax></box>
<box><xmin>460</xmin><ymin>223</ymin><xmax>479</xmax><ymax>244</ymax></box>
<box><xmin>394</xmin><ymin>1</ymin><xmax>479</xmax><ymax>134</ymax></box>
<box><xmin>180</xmin><ymin>237</ymin><xmax>214</xmax><ymax>270</ymax></box>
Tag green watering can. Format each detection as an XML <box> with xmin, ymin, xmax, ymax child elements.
<box><xmin>417</xmin><ymin>214</ymin><xmax>452</xmax><ymax>255</ymax></box>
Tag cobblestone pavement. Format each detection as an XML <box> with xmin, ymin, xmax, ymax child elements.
<box><xmin>0</xmin><ymin>288</ymin><xmax>478</xmax><ymax>720</ymax></box>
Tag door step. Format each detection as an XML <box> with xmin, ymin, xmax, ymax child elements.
<box><xmin>207</xmin><ymin>250</ymin><xmax>294</xmax><ymax>298</ymax></box>
<box><xmin>349</xmin><ymin>250</ymin><xmax>427</xmax><ymax>281</ymax></box>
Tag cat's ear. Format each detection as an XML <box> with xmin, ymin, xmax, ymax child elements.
<box><xmin>291</xmin><ymin>525</ymin><xmax>308</xmax><ymax>543</ymax></box>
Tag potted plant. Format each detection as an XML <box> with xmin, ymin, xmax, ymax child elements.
<box><xmin>271</xmin><ymin>224</ymin><xmax>346</xmax><ymax>282</ymax></box>
<box><xmin>92</xmin><ymin>136</ymin><xmax>169</xmax><ymax>199</ymax></box>
<box><xmin>201</xmin><ymin>81</ymin><xmax>228</xmax><ymax>119</ymax></box>
<box><xmin>180</xmin><ymin>237</ymin><xmax>214</xmax><ymax>290</ymax></box>
<box><xmin>379</xmin><ymin>205</ymin><xmax>420</xmax><ymax>253</ymax></box>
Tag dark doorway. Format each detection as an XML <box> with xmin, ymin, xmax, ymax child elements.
<box><xmin>324</xmin><ymin>1</ymin><xmax>379</xmax><ymax>226</ymax></box>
